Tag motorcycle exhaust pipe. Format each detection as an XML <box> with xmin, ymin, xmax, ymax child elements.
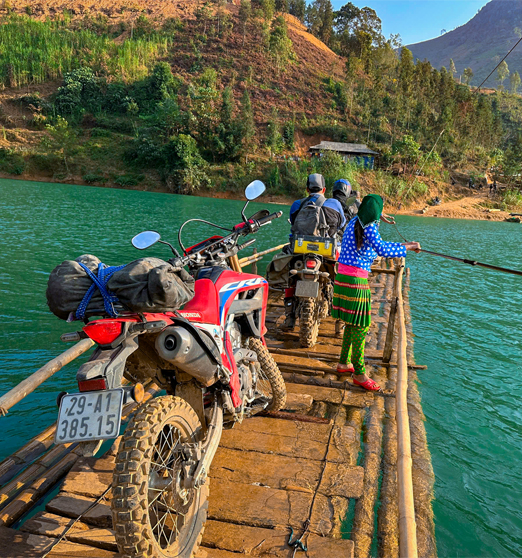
<box><xmin>155</xmin><ymin>326</ymin><xmax>219</xmax><ymax>387</ymax></box>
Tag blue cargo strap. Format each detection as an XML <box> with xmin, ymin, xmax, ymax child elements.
<box><xmin>75</xmin><ymin>262</ymin><xmax>127</xmax><ymax>320</ymax></box>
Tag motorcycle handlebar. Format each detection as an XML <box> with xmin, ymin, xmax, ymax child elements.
<box><xmin>257</xmin><ymin>211</ymin><xmax>283</xmax><ymax>226</ymax></box>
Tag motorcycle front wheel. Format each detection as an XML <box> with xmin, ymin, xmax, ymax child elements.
<box><xmin>112</xmin><ymin>396</ymin><xmax>208</xmax><ymax>558</ymax></box>
<box><xmin>299</xmin><ymin>297</ymin><xmax>320</xmax><ymax>348</ymax></box>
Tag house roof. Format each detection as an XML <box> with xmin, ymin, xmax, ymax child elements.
<box><xmin>309</xmin><ymin>141</ymin><xmax>379</xmax><ymax>156</ymax></box>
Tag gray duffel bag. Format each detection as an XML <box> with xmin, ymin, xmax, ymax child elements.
<box><xmin>47</xmin><ymin>254</ymin><xmax>195</xmax><ymax>320</ymax></box>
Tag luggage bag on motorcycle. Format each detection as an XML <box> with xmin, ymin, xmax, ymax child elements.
<box><xmin>292</xmin><ymin>235</ymin><xmax>336</xmax><ymax>258</ymax></box>
<box><xmin>47</xmin><ymin>255</ymin><xmax>195</xmax><ymax>320</ymax></box>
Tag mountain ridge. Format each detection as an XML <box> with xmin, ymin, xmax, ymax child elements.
<box><xmin>407</xmin><ymin>0</ymin><xmax>522</xmax><ymax>86</ymax></box>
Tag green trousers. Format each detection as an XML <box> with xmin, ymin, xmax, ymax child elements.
<box><xmin>339</xmin><ymin>324</ymin><xmax>370</xmax><ymax>375</ymax></box>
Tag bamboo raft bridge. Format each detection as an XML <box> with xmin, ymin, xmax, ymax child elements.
<box><xmin>0</xmin><ymin>253</ymin><xmax>436</xmax><ymax>558</ymax></box>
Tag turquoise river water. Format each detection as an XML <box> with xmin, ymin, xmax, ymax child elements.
<box><xmin>0</xmin><ymin>179</ymin><xmax>521</xmax><ymax>557</ymax></box>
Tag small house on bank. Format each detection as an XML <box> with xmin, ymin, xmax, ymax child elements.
<box><xmin>309</xmin><ymin>141</ymin><xmax>379</xmax><ymax>169</ymax></box>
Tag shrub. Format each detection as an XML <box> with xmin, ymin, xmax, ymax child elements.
<box><xmin>114</xmin><ymin>174</ymin><xmax>144</xmax><ymax>186</ymax></box>
<box><xmin>500</xmin><ymin>188</ymin><xmax>522</xmax><ymax>211</ymax></box>
<box><xmin>0</xmin><ymin>147</ymin><xmax>25</xmax><ymax>174</ymax></box>
<box><xmin>83</xmin><ymin>172</ymin><xmax>107</xmax><ymax>184</ymax></box>
<box><xmin>54</xmin><ymin>67</ymin><xmax>103</xmax><ymax>117</ymax></box>
<box><xmin>124</xmin><ymin>135</ymin><xmax>165</xmax><ymax>167</ymax></box>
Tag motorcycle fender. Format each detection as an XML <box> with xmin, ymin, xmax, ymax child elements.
<box><xmin>295</xmin><ymin>280</ymin><xmax>320</xmax><ymax>298</ymax></box>
<box><xmin>76</xmin><ymin>336</ymin><xmax>139</xmax><ymax>389</ymax></box>
<box><xmin>175</xmin><ymin>378</ymin><xmax>206</xmax><ymax>432</ymax></box>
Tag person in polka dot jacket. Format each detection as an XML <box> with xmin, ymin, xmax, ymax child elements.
<box><xmin>332</xmin><ymin>194</ymin><xmax>421</xmax><ymax>391</ymax></box>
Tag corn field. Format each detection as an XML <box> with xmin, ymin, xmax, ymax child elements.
<box><xmin>0</xmin><ymin>15</ymin><xmax>171</xmax><ymax>87</ymax></box>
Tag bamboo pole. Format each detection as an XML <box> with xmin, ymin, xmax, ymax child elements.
<box><xmin>0</xmin><ymin>339</ymin><xmax>95</xmax><ymax>416</ymax></box>
<box><xmin>396</xmin><ymin>260</ymin><xmax>418</xmax><ymax>558</ymax></box>
<box><xmin>238</xmin><ymin>244</ymin><xmax>286</xmax><ymax>267</ymax></box>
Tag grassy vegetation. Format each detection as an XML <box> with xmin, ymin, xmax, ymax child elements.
<box><xmin>0</xmin><ymin>14</ymin><xmax>172</xmax><ymax>87</ymax></box>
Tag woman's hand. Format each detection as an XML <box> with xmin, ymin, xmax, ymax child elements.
<box><xmin>381</xmin><ymin>213</ymin><xmax>396</xmax><ymax>225</ymax></box>
<box><xmin>403</xmin><ymin>242</ymin><xmax>421</xmax><ymax>253</ymax></box>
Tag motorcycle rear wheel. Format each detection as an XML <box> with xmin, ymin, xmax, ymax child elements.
<box><xmin>112</xmin><ymin>396</ymin><xmax>208</xmax><ymax>558</ymax></box>
<box><xmin>248</xmin><ymin>337</ymin><xmax>287</xmax><ymax>411</ymax></box>
<box><xmin>299</xmin><ymin>297</ymin><xmax>320</xmax><ymax>348</ymax></box>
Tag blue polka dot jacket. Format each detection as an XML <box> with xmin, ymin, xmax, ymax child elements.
<box><xmin>339</xmin><ymin>217</ymin><xmax>407</xmax><ymax>272</ymax></box>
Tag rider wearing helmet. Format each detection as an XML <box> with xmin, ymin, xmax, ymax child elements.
<box><xmin>332</xmin><ymin>179</ymin><xmax>360</xmax><ymax>226</ymax></box>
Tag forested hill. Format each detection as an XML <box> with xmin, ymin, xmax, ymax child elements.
<box><xmin>1</xmin><ymin>0</ymin><xmax>522</xmax><ymax>214</ymax></box>
<box><xmin>407</xmin><ymin>0</ymin><xmax>522</xmax><ymax>87</ymax></box>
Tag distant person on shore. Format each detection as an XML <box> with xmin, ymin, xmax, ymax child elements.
<box><xmin>469</xmin><ymin>177</ymin><xmax>475</xmax><ymax>189</ymax></box>
<box><xmin>333</xmin><ymin>194</ymin><xmax>420</xmax><ymax>391</ymax></box>
<box><xmin>493</xmin><ymin>179</ymin><xmax>498</xmax><ymax>194</ymax></box>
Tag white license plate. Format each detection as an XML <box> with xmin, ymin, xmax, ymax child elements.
<box><xmin>55</xmin><ymin>389</ymin><xmax>124</xmax><ymax>444</ymax></box>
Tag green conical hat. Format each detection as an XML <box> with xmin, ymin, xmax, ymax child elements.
<box><xmin>357</xmin><ymin>194</ymin><xmax>384</xmax><ymax>227</ymax></box>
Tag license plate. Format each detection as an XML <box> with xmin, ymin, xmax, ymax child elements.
<box><xmin>296</xmin><ymin>280</ymin><xmax>320</xmax><ymax>298</ymax></box>
<box><xmin>55</xmin><ymin>389</ymin><xmax>124</xmax><ymax>444</ymax></box>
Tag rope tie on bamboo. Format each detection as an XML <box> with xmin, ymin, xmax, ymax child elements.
<box><xmin>286</xmin><ymin>385</ymin><xmax>349</xmax><ymax>555</ymax></box>
<box><xmin>75</xmin><ymin>262</ymin><xmax>126</xmax><ymax>320</ymax></box>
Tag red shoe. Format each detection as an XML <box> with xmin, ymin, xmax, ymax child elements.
<box><xmin>352</xmin><ymin>374</ymin><xmax>382</xmax><ymax>392</ymax></box>
<box><xmin>336</xmin><ymin>363</ymin><xmax>355</xmax><ymax>374</ymax></box>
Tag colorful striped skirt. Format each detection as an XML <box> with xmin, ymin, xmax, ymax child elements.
<box><xmin>332</xmin><ymin>273</ymin><xmax>371</xmax><ymax>328</ymax></box>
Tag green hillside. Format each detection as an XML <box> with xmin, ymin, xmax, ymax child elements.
<box><xmin>0</xmin><ymin>0</ymin><xmax>521</xmax><ymax>212</ymax></box>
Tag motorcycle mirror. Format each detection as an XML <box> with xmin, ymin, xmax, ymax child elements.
<box><xmin>132</xmin><ymin>231</ymin><xmax>161</xmax><ymax>250</ymax></box>
<box><xmin>245</xmin><ymin>180</ymin><xmax>266</xmax><ymax>201</ymax></box>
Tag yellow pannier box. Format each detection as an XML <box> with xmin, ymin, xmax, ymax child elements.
<box><xmin>293</xmin><ymin>236</ymin><xmax>336</xmax><ymax>258</ymax></box>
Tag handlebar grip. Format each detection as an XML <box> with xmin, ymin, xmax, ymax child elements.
<box><xmin>258</xmin><ymin>211</ymin><xmax>283</xmax><ymax>226</ymax></box>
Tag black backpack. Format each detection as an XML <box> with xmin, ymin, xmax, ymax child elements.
<box><xmin>291</xmin><ymin>195</ymin><xmax>329</xmax><ymax>238</ymax></box>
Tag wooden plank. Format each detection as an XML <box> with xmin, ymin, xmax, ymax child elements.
<box><xmin>273</xmin><ymin>353</ymin><xmax>336</xmax><ymax>375</ymax></box>
<box><xmin>201</xmin><ymin>520</ymin><xmax>354</xmax><ymax>557</ymax></box>
<box><xmin>61</xmin><ymin>455</ymin><xmax>114</xmax><ymax>499</ymax></box>
<box><xmin>196</xmin><ymin>549</ymin><xmax>244</xmax><ymax>558</ymax></box>
<box><xmin>0</xmin><ymin>525</ymin><xmax>117</xmax><ymax>558</ymax></box>
<box><xmin>46</xmin><ymin>492</ymin><xmax>111</xmax><ymax>529</ymax></box>
<box><xmin>286</xmin><ymin>382</ymin><xmax>374</xmax><ymax>408</ymax></box>
<box><xmin>283</xmin><ymin>392</ymin><xmax>313</xmax><ymax>412</ymax></box>
<box><xmin>21</xmin><ymin>512</ymin><xmax>116</xmax><ymax>552</ymax></box>
<box><xmin>219</xmin><ymin>417</ymin><xmax>357</xmax><ymax>463</ymax></box>
<box><xmin>208</xmin><ymin>478</ymin><xmax>335</xmax><ymax>534</ymax></box>
<box><xmin>211</xmin><ymin>447</ymin><xmax>364</xmax><ymax>498</ymax></box>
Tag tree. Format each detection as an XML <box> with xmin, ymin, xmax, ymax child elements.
<box><xmin>289</xmin><ymin>0</ymin><xmax>306</xmax><ymax>21</ymax></box>
<box><xmin>398</xmin><ymin>47</ymin><xmax>415</xmax><ymax>97</ymax></box>
<box><xmin>261</xmin><ymin>0</ymin><xmax>275</xmax><ymax>21</ymax></box>
<box><xmin>213</xmin><ymin>87</ymin><xmax>245</xmax><ymax>161</ymax></box>
<box><xmin>463</xmin><ymin>67</ymin><xmax>474</xmax><ymax>86</ymax></box>
<box><xmin>306</xmin><ymin>0</ymin><xmax>334</xmax><ymax>45</ymax></box>
<box><xmin>449</xmin><ymin>59</ymin><xmax>457</xmax><ymax>79</ymax></box>
<box><xmin>510</xmin><ymin>70</ymin><xmax>521</xmax><ymax>94</ymax></box>
<box><xmin>195</xmin><ymin>2</ymin><xmax>212</xmax><ymax>35</ymax></box>
<box><xmin>42</xmin><ymin>116</ymin><xmax>78</xmax><ymax>174</ymax></box>
<box><xmin>269</xmin><ymin>15</ymin><xmax>295</xmax><ymax>69</ymax></box>
<box><xmin>275</xmin><ymin>0</ymin><xmax>288</xmax><ymax>12</ymax></box>
<box><xmin>240</xmin><ymin>89</ymin><xmax>256</xmax><ymax>154</ymax></box>
<box><xmin>147</xmin><ymin>62</ymin><xmax>176</xmax><ymax>102</ymax></box>
<box><xmin>496</xmin><ymin>60</ymin><xmax>509</xmax><ymax>90</ymax></box>
<box><xmin>239</xmin><ymin>0</ymin><xmax>251</xmax><ymax>46</ymax></box>
<box><xmin>266</xmin><ymin>108</ymin><xmax>283</xmax><ymax>156</ymax></box>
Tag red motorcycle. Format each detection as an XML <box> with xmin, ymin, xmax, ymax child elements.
<box><xmin>54</xmin><ymin>181</ymin><xmax>286</xmax><ymax>558</ymax></box>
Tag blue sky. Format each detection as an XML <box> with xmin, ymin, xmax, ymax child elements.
<box><xmin>330</xmin><ymin>0</ymin><xmax>490</xmax><ymax>46</ymax></box>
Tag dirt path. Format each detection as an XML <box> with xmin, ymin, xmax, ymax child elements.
<box><xmin>396</xmin><ymin>191</ymin><xmax>510</xmax><ymax>222</ymax></box>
